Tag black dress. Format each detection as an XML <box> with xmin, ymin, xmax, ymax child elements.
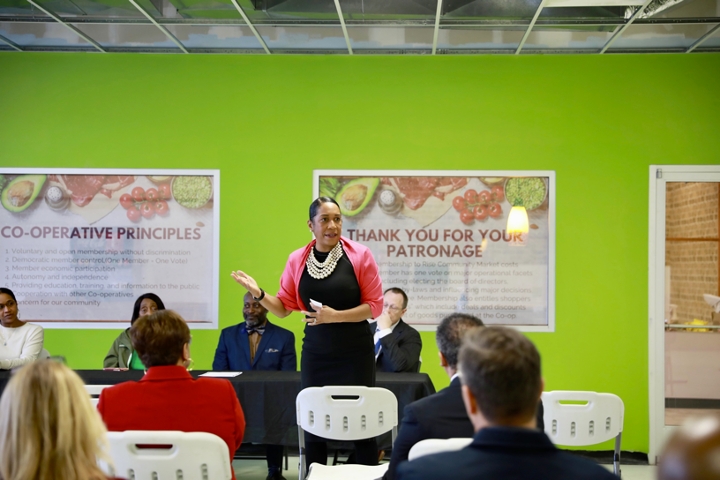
<box><xmin>297</xmin><ymin>245</ymin><xmax>378</xmax><ymax>468</ymax></box>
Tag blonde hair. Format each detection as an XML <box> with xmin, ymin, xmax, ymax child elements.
<box><xmin>0</xmin><ymin>361</ymin><xmax>111</xmax><ymax>480</ymax></box>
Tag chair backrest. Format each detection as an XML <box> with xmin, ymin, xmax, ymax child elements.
<box><xmin>106</xmin><ymin>430</ymin><xmax>232</xmax><ymax>480</ymax></box>
<box><xmin>296</xmin><ymin>386</ymin><xmax>398</xmax><ymax>442</ymax></box>
<box><xmin>408</xmin><ymin>437</ymin><xmax>473</xmax><ymax>461</ymax></box>
<box><xmin>84</xmin><ymin>384</ymin><xmax>112</xmax><ymax>408</ymax></box>
<box><xmin>541</xmin><ymin>391</ymin><xmax>624</xmax><ymax>446</ymax></box>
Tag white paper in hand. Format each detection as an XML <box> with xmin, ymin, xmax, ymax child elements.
<box><xmin>309</xmin><ymin>299</ymin><xmax>322</xmax><ymax>310</ymax></box>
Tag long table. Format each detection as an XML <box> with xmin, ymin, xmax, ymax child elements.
<box><xmin>0</xmin><ymin>370</ymin><xmax>435</xmax><ymax>448</ymax></box>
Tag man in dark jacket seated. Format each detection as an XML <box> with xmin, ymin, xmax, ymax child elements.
<box><xmin>373</xmin><ymin>288</ymin><xmax>422</xmax><ymax>373</ymax></box>
<box><xmin>397</xmin><ymin>326</ymin><xmax>616</xmax><ymax>480</ymax></box>
<box><xmin>384</xmin><ymin>313</ymin><xmax>544</xmax><ymax>480</ymax></box>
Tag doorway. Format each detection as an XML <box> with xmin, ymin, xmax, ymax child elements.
<box><xmin>648</xmin><ymin>165</ymin><xmax>720</xmax><ymax>464</ymax></box>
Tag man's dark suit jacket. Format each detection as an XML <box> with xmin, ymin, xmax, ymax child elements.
<box><xmin>396</xmin><ymin>427</ymin><xmax>617</xmax><ymax>480</ymax></box>
<box><xmin>213</xmin><ymin>320</ymin><xmax>296</xmax><ymax>371</ymax></box>
<box><xmin>375</xmin><ymin>319</ymin><xmax>422</xmax><ymax>373</ymax></box>
<box><xmin>384</xmin><ymin>376</ymin><xmax>545</xmax><ymax>480</ymax></box>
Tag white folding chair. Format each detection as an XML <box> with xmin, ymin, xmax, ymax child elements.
<box><xmin>106</xmin><ymin>430</ymin><xmax>232</xmax><ymax>480</ymax></box>
<box><xmin>407</xmin><ymin>437</ymin><xmax>473</xmax><ymax>461</ymax></box>
<box><xmin>296</xmin><ymin>386</ymin><xmax>398</xmax><ymax>480</ymax></box>
<box><xmin>84</xmin><ymin>384</ymin><xmax>112</xmax><ymax>408</ymax></box>
<box><xmin>542</xmin><ymin>391</ymin><xmax>624</xmax><ymax>477</ymax></box>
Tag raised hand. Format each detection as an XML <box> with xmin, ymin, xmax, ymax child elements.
<box><xmin>230</xmin><ymin>270</ymin><xmax>261</xmax><ymax>298</ymax></box>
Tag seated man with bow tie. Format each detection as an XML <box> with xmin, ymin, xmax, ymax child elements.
<box><xmin>213</xmin><ymin>291</ymin><xmax>296</xmax><ymax>480</ymax></box>
<box><xmin>373</xmin><ymin>288</ymin><xmax>422</xmax><ymax>373</ymax></box>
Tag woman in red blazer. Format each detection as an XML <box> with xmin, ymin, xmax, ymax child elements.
<box><xmin>98</xmin><ymin>310</ymin><xmax>245</xmax><ymax>480</ymax></box>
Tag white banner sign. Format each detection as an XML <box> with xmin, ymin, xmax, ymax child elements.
<box><xmin>0</xmin><ymin>169</ymin><xmax>219</xmax><ymax>329</ymax></box>
<box><xmin>314</xmin><ymin>170</ymin><xmax>555</xmax><ymax>332</ymax></box>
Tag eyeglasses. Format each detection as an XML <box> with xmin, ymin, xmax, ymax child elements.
<box><xmin>383</xmin><ymin>303</ymin><xmax>402</xmax><ymax>312</ymax></box>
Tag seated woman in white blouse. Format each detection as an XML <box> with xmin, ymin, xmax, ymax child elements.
<box><xmin>0</xmin><ymin>288</ymin><xmax>44</xmax><ymax>370</ymax></box>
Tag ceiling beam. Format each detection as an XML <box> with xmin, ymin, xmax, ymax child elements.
<box><xmin>687</xmin><ymin>22</ymin><xmax>720</xmax><ymax>53</ymax></box>
<box><xmin>432</xmin><ymin>0</ymin><xmax>443</xmax><ymax>55</ymax></box>
<box><xmin>516</xmin><ymin>0</ymin><xmax>548</xmax><ymax>55</ymax></box>
<box><xmin>599</xmin><ymin>0</ymin><xmax>654</xmax><ymax>54</ymax></box>
<box><xmin>229</xmin><ymin>0</ymin><xmax>271</xmax><ymax>54</ymax></box>
<box><xmin>333</xmin><ymin>0</ymin><xmax>353</xmax><ymax>54</ymax></box>
<box><xmin>0</xmin><ymin>34</ymin><xmax>23</xmax><ymax>51</ymax></box>
<box><xmin>127</xmin><ymin>0</ymin><xmax>188</xmax><ymax>53</ymax></box>
<box><xmin>26</xmin><ymin>0</ymin><xmax>105</xmax><ymax>52</ymax></box>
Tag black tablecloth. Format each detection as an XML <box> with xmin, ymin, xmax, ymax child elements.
<box><xmin>0</xmin><ymin>370</ymin><xmax>435</xmax><ymax>447</ymax></box>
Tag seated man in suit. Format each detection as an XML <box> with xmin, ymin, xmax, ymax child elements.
<box><xmin>384</xmin><ymin>313</ymin><xmax>545</xmax><ymax>480</ymax></box>
<box><xmin>397</xmin><ymin>326</ymin><xmax>616</xmax><ymax>480</ymax></box>
<box><xmin>213</xmin><ymin>291</ymin><xmax>296</xmax><ymax>480</ymax></box>
<box><xmin>373</xmin><ymin>288</ymin><xmax>422</xmax><ymax>373</ymax></box>
<box><xmin>383</xmin><ymin>312</ymin><xmax>482</xmax><ymax>480</ymax></box>
<box><xmin>98</xmin><ymin>310</ymin><xmax>245</xmax><ymax>480</ymax></box>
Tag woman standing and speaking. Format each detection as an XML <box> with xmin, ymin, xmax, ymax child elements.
<box><xmin>232</xmin><ymin>196</ymin><xmax>384</xmax><ymax>470</ymax></box>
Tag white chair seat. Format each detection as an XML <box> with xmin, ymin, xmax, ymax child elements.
<box><xmin>408</xmin><ymin>437</ymin><xmax>473</xmax><ymax>461</ymax></box>
<box><xmin>306</xmin><ymin>463</ymin><xmax>389</xmax><ymax>480</ymax></box>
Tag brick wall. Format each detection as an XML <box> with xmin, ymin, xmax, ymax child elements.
<box><xmin>665</xmin><ymin>182</ymin><xmax>719</xmax><ymax>323</ymax></box>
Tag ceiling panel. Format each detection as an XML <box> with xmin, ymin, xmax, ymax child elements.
<box><xmin>72</xmin><ymin>22</ymin><xmax>180</xmax><ymax>47</ymax></box>
<box><xmin>0</xmin><ymin>0</ymin><xmax>44</xmax><ymax>15</ymax></box>
<box><xmin>165</xmin><ymin>0</ymin><xmax>242</xmax><ymax>20</ymax></box>
<box><xmin>522</xmin><ymin>25</ymin><xmax>616</xmax><ymax>50</ymax></box>
<box><xmin>436</xmin><ymin>26</ymin><xmax>524</xmax><ymax>51</ymax></box>
<box><xmin>0</xmin><ymin>20</ymin><xmax>92</xmax><ymax>47</ymax></box>
<box><xmin>165</xmin><ymin>23</ymin><xmax>263</xmax><ymax>48</ymax></box>
<box><xmin>338</xmin><ymin>0</ymin><xmax>436</xmax><ymax>22</ymax></box>
<box><xmin>644</xmin><ymin>0</ymin><xmax>720</xmax><ymax>18</ymax></box>
<box><xmin>347</xmin><ymin>25</ymin><xmax>433</xmax><ymax>50</ymax></box>
<box><xmin>701</xmin><ymin>27</ymin><xmax>720</xmax><ymax>44</ymax></box>
<box><xmin>56</xmin><ymin>0</ymin><xmax>146</xmax><ymax>18</ymax></box>
<box><xmin>1</xmin><ymin>0</ymin><xmax>720</xmax><ymax>53</ymax></box>
<box><xmin>609</xmin><ymin>22</ymin><xmax>717</xmax><ymax>48</ymax></box>
<box><xmin>255</xmin><ymin>25</ymin><xmax>347</xmax><ymax>50</ymax></box>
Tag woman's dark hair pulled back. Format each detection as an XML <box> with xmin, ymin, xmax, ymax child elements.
<box><xmin>0</xmin><ymin>288</ymin><xmax>17</xmax><ymax>303</ymax></box>
<box><xmin>131</xmin><ymin>293</ymin><xmax>166</xmax><ymax>324</ymax></box>
<box><xmin>309</xmin><ymin>197</ymin><xmax>341</xmax><ymax>221</ymax></box>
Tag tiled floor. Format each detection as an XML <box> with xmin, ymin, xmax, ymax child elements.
<box><xmin>665</xmin><ymin>407</ymin><xmax>720</xmax><ymax>426</ymax></box>
<box><xmin>232</xmin><ymin>457</ymin><xmax>657</xmax><ymax>480</ymax></box>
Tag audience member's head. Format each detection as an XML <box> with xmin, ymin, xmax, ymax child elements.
<box><xmin>0</xmin><ymin>287</ymin><xmax>21</xmax><ymax>328</ymax></box>
<box><xmin>130</xmin><ymin>310</ymin><xmax>191</xmax><ymax>368</ymax></box>
<box><xmin>243</xmin><ymin>292</ymin><xmax>269</xmax><ymax>329</ymax></box>
<box><xmin>436</xmin><ymin>313</ymin><xmax>484</xmax><ymax>372</ymax></box>
<box><xmin>659</xmin><ymin>415</ymin><xmax>720</xmax><ymax>480</ymax></box>
<box><xmin>0</xmin><ymin>287</ymin><xmax>17</xmax><ymax>303</ymax></box>
<box><xmin>0</xmin><ymin>361</ymin><xmax>111</xmax><ymax>480</ymax></box>
<box><xmin>382</xmin><ymin>287</ymin><xmax>409</xmax><ymax>327</ymax></box>
<box><xmin>459</xmin><ymin>326</ymin><xmax>542</xmax><ymax>429</ymax></box>
<box><xmin>130</xmin><ymin>292</ymin><xmax>166</xmax><ymax>325</ymax></box>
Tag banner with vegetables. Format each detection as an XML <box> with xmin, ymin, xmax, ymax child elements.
<box><xmin>315</xmin><ymin>170</ymin><xmax>555</xmax><ymax>332</ymax></box>
<box><xmin>0</xmin><ymin>169</ymin><xmax>219</xmax><ymax>329</ymax></box>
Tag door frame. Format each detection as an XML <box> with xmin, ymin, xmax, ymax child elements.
<box><xmin>648</xmin><ymin>164</ymin><xmax>720</xmax><ymax>464</ymax></box>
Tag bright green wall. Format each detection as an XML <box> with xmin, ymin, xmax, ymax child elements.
<box><xmin>2</xmin><ymin>52</ymin><xmax>719</xmax><ymax>454</ymax></box>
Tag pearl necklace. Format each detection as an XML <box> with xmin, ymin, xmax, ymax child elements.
<box><xmin>306</xmin><ymin>241</ymin><xmax>344</xmax><ymax>280</ymax></box>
